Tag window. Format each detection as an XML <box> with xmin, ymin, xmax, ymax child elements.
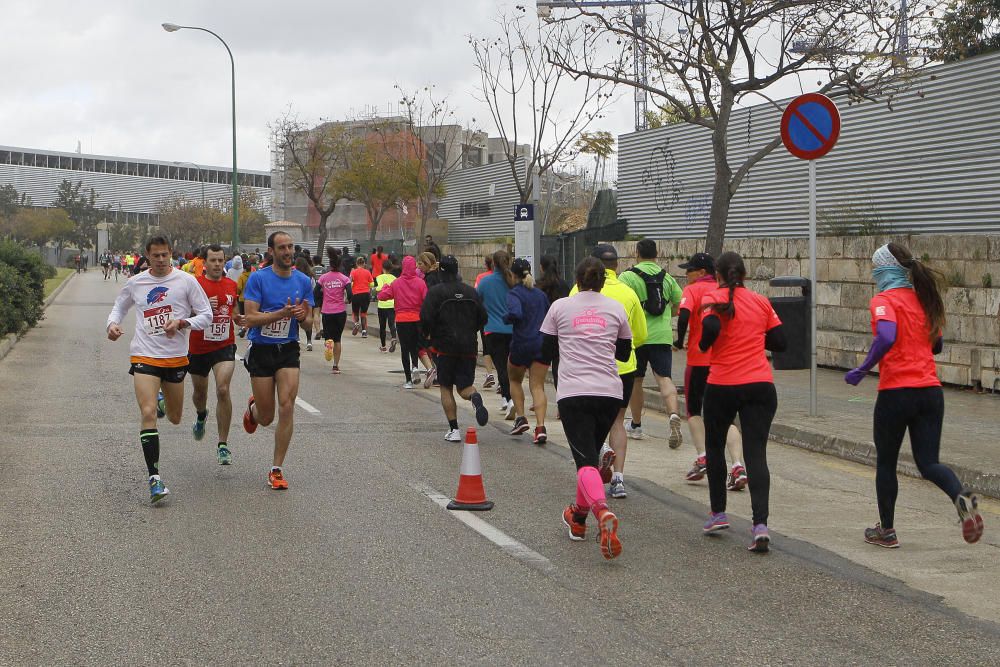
<box><xmin>459</xmin><ymin>202</ymin><xmax>490</xmax><ymax>219</ymax></box>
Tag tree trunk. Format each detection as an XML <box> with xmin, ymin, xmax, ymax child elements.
<box><xmin>315</xmin><ymin>212</ymin><xmax>331</xmax><ymax>262</ymax></box>
<box><xmin>368</xmin><ymin>209</ymin><xmax>385</xmax><ymax>246</ymax></box>
<box><xmin>704</xmin><ymin>98</ymin><xmax>735</xmax><ymax>258</ymax></box>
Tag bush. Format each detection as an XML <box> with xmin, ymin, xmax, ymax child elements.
<box><xmin>0</xmin><ymin>241</ymin><xmax>52</xmax><ymax>337</ymax></box>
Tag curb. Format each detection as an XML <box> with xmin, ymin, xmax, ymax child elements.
<box><xmin>0</xmin><ymin>271</ymin><xmax>75</xmax><ymax>364</ymax></box>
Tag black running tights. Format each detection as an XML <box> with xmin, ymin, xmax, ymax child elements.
<box><xmin>703</xmin><ymin>382</ymin><xmax>777</xmax><ymax>526</ymax></box>
<box><xmin>558</xmin><ymin>396</ymin><xmax>621</xmax><ymax>470</ymax></box>
<box><xmin>396</xmin><ymin>321</ymin><xmax>421</xmax><ymax>382</ymax></box>
<box><xmin>873</xmin><ymin>386</ymin><xmax>962</xmax><ymax>529</ymax></box>
<box><xmin>378</xmin><ymin>308</ymin><xmax>397</xmax><ymax>346</ymax></box>
<box><xmin>483</xmin><ymin>333</ymin><xmax>512</xmax><ymax>401</ymax></box>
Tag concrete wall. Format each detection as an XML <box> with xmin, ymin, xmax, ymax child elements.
<box><xmin>442</xmin><ymin>233</ymin><xmax>1000</xmax><ymax>389</ymax></box>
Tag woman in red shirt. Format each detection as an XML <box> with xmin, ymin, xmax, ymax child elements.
<box><xmin>846</xmin><ymin>242</ymin><xmax>983</xmax><ymax>547</ymax></box>
<box><xmin>349</xmin><ymin>256</ymin><xmax>375</xmax><ymax>338</ymax></box>
<box><xmin>699</xmin><ymin>252</ymin><xmax>786</xmax><ymax>553</ymax></box>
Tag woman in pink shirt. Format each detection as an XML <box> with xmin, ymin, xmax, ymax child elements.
<box><xmin>317</xmin><ymin>248</ymin><xmax>350</xmax><ymax>373</ymax></box>
<box><xmin>540</xmin><ymin>257</ymin><xmax>632</xmax><ymax>560</ymax></box>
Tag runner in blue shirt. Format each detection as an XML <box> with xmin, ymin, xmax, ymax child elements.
<box><xmin>241</xmin><ymin>231</ymin><xmax>314</xmax><ymax>490</ymax></box>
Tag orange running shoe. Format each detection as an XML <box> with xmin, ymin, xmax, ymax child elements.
<box><xmin>268</xmin><ymin>468</ymin><xmax>288</xmax><ymax>490</ymax></box>
<box><xmin>562</xmin><ymin>505</ymin><xmax>587</xmax><ymax>541</ymax></box>
<box><xmin>243</xmin><ymin>396</ymin><xmax>258</xmax><ymax>434</ymax></box>
<box><xmin>595</xmin><ymin>505</ymin><xmax>622</xmax><ymax>560</ymax></box>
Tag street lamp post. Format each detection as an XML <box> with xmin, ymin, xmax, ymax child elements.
<box><xmin>162</xmin><ymin>22</ymin><xmax>239</xmax><ymax>251</ymax></box>
<box><xmin>173</xmin><ymin>160</ymin><xmax>205</xmax><ymax>207</ymax></box>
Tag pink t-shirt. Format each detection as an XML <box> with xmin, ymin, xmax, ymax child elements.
<box><xmin>540</xmin><ymin>290</ymin><xmax>631</xmax><ymax>401</ymax></box>
<box><xmin>317</xmin><ymin>271</ymin><xmax>350</xmax><ymax>314</ymax></box>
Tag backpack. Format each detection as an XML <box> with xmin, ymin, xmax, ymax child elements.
<box><xmin>629</xmin><ymin>266</ymin><xmax>668</xmax><ymax>316</ymax></box>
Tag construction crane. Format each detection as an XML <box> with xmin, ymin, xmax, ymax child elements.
<box><xmin>537</xmin><ymin>1</ymin><xmax>650</xmax><ymax>131</ymax></box>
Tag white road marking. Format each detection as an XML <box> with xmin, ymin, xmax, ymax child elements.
<box><xmin>295</xmin><ymin>397</ymin><xmax>321</xmax><ymax>415</ymax></box>
<box><xmin>410</xmin><ymin>481</ymin><xmax>555</xmax><ymax>574</ymax></box>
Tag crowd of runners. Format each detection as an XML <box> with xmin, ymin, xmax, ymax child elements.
<box><xmin>104</xmin><ymin>231</ymin><xmax>985</xmax><ymax>560</ymax></box>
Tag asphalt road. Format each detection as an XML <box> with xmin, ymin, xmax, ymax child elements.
<box><xmin>2</xmin><ymin>270</ymin><xmax>999</xmax><ymax>665</ymax></box>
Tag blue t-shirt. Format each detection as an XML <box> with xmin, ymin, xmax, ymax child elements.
<box><xmin>476</xmin><ymin>271</ymin><xmax>513</xmax><ymax>335</ymax></box>
<box><xmin>243</xmin><ymin>267</ymin><xmax>315</xmax><ymax>345</ymax></box>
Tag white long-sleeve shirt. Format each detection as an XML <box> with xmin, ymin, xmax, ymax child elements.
<box><xmin>107</xmin><ymin>268</ymin><xmax>213</xmax><ymax>361</ymax></box>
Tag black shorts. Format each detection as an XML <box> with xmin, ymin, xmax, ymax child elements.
<box><xmin>187</xmin><ymin>344</ymin><xmax>237</xmax><ymax>377</ymax></box>
<box><xmin>351</xmin><ymin>293</ymin><xmax>371</xmax><ymax>315</ymax></box>
<box><xmin>129</xmin><ymin>362</ymin><xmax>188</xmax><ymax>383</ymax></box>
<box><xmin>243</xmin><ymin>342</ymin><xmax>300</xmax><ymax>378</ymax></box>
<box><xmin>635</xmin><ymin>344</ymin><xmax>672</xmax><ymax>378</ymax></box>
<box><xmin>435</xmin><ymin>354</ymin><xmax>477</xmax><ymax>390</ymax></box>
<box><xmin>619</xmin><ymin>371</ymin><xmax>637</xmax><ymax>409</ymax></box>
<box><xmin>685</xmin><ymin>365</ymin><xmax>710</xmax><ymax>417</ymax></box>
<box><xmin>322</xmin><ymin>312</ymin><xmax>348</xmax><ymax>343</ymax></box>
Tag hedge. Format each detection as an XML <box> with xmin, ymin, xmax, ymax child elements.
<box><xmin>0</xmin><ymin>241</ymin><xmax>56</xmax><ymax>337</ymax></box>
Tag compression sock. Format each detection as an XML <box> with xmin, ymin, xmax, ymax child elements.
<box><xmin>196</xmin><ymin>410</ymin><xmax>208</xmax><ymax>422</ymax></box>
<box><xmin>448</xmin><ymin>419</ymin><xmax>459</xmax><ymax>430</ymax></box>
<box><xmin>140</xmin><ymin>429</ymin><xmax>160</xmax><ymax>476</ymax></box>
<box><xmin>577</xmin><ymin>467</ymin><xmax>607</xmax><ymax>513</ymax></box>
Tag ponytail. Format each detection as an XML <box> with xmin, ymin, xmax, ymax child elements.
<box><xmin>888</xmin><ymin>242</ymin><xmax>946</xmax><ymax>341</ymax></box>
<box><xmin>523</xmin><ymin>273</ymin><xmax>535</xmax><ymax>289</ymax></box>
<box><xmin>705</xmin><ymin>251</ymin><xmax>745</xmax><ymax>318</ymax></box>
<box><xmin>493</xmin><ymin>250</ymin><xmax>515</xmax><ymax>287</ymax></box>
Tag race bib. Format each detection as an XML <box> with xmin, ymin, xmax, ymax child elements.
<box><xmin>204</xmin><ymin>315</ymin><xmax>230</xmax><ymax>342</ymax></box>
<box><xmin>142</xmin><ymin>305</ymin><xmax>171</xmax><ymax>336</ymax></box>
<box><xmin>261</xmin><ymin>316</ymin><xmax>292</xmax><ymax>339</ymax></box>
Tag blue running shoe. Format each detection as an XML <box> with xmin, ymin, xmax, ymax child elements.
<box><xmin>149</xmin><ymin>476</ymin><xmax>170</xmax><ymax>504</ymax></box>
<box><xmin>748</xmin><ymin>524</ymin><xmax>770</xmax><ymax>553</ymax></box>
<box><xmin>156</xmin><ymin>391</ymin><xmax>166</xmax><ymax>419</ymax></box>
<box><xmin>217</xmin><ymin>444</ymin><xmax>232</xmax><ymax>466</ymax></box>
<box><xmin>192</xmin><ymin>414</ymin><xmax>207</xmax><ymax>441</ymax></box>
<box><xmin>703</xmin><ymin>512</ymin><xmax>729</xmax><ymax>533</ymax></box>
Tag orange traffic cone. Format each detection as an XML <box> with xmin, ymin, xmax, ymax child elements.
<box><xmin>447</xmin><ymin>427</ymin><xmax>494</xmax><ymax>511</ymax></box>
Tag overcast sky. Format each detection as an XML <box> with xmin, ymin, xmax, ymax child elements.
<box><xmin>0</xmin><ymin>0</ymin><xmax>646</xmax><ymax>172</ymax></box>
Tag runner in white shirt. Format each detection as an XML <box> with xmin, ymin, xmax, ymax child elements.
<box><xmin>106</xmin><ymin>236</ymin><xmax>213</xmax><ymax>503</ymax></box>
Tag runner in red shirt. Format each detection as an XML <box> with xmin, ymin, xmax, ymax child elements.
<box><xmin>698</xmin><ymin>251</ymin><xmax>786</xmax><ymax>553</ymax></box>
<box><xmin>370</xmin><ymin>246</ymin><xmax>386</xmax><ymax>277</ymax></box>
<box><xmin>674</xmin><ymin>253</ymin><xmax>747</xmax><ymax>490</ymax></box>
<box><xmin>846</xmin><ymin>242</ymin><xmax>983</xmax><ymax>547</ymax></box>
<box><xmin>349</xmin><ymin>257</ymin><xmax>375</xmax><ymax>338</ymax></box>
<box><xmin>187</xmin><ymin>244</ymin><xmax>242</xmax><ymax>465</ymax></box>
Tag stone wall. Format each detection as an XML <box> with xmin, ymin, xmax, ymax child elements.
<box><xmin>442</xmin><ymin>234</ymin><xmax>1000</xmax><ymax>389</ymax></box>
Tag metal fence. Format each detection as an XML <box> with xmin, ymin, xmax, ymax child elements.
<box><xmin>540</xmin><ymin>221</ymin><xmax>628</xmax><ymax>284</ymax></box>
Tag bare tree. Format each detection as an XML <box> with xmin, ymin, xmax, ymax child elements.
<box><xmin>470</xmin><ymin>7</ymin><xmax>616</xmax><ymax>204</ymax></box>
<box><xmin>547</xmin><ymin>1</ymin><xmax>942</xmax><ymax>255</ymax></box>
<box><xmin>270</xmin><ymin>112</ymin><xmax>355</xmax><ymax>257</ymax></box>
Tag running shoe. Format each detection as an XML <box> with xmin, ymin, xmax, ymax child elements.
<box><xmin>192</xmin><ymin>414</ymin><xmax>207</xmax><ymax>441</ymax></box>
<box><xmin>609</xmin><ymin>479</ymin><xmax>627</xmax><ymax>499</ymax></box>
<box><xmin>403</xmin><ymin>381</ymin><xmax>414</xmax><ymax>389</ymax></box>
<box><xmin>388</xmin><ymin>338</ymin><xmax>397</xmax><ymax>353</ymax></box>
<box><xmin>444</xmin><ymin>428</ymin><xmax>462</xmax><ymax>442</ymax></box>
<box><xmin>668</xmin><ymin>413</ymin><xmax>683</xmax><ymax>449</ymax></box>
<box><xmin>156</xmin><ymin>390</ymin><xmax>166</xmax><ymax>419</ymax></box>
<box><xmin>411</xmin><ymin>366</ymin><xmax>421</xmax><ymax>381</ymax></box>
<box><xmin>504</xmin><ymin>400</ymin><xmax>516</xmax><ymax>421</ymax></box>
<box><xmin>955</xmin><ymin>492</ymin><xmax>985</xmax><ymax>544</ymax></box>
<box><xmin>306</xmin><ymin>342</ymin><xmax>313</xmax><ymax>351</ymax></box>
<box><xmin>595</xmin><ymin>506</ymin><xmax>622</xmax><ymax>560</ymax></box>
<box><xmin>598</xmin><ymin>443</ymin><xmax>616</xmax><ymax>484</ymax></box>
<box><xmin>510</xmin><ymin>416</ymin><xmax>530</xmax><ymax>435</ymax></box>
<box><xmin>748</xmin><ymin>524</ymin><xmax>770</xmax><ymax>553</ymax></box>
<box><xmin>243</xmin><ymin>396</ymin><xmax>258</xmax><ymax>434</ymax></box>
<box><xmin>379</xmin><ymin>345</ymin><xmax>387</xmax><ymax>353</ymax></box>
<box><xmin>352</xmin><ymin>321</ymin><xmax>360</xmax><ymax>336</ymax></box>
<box><xmin>217</xmin><ymin>444</ymin><xmax>232</xmax><ymax>466</ymax></box>
<box><xmin>361</xmin><ymin>330</ymin><xmax>368</xmax><ymax>339</ymax></box>
<box><xmin>686</xmin><ymin>455</ymin><xmax>707</xmax><ymax>482</ymax></box>
<box><xmin>727</xmin><ymin>464</ymin><xmax>748</xmax><ymax>491</ymax></box>
<box><xmin>474</xmin><ymin>400</ymin><xmax>489</xmax><ymax>427</ymax></box>
<box><xmin>703</xmin><ymin>512</ymin><xmax>730</xmax><ymax>533</ymax></box>
<box><xmin>268</xmin><ymin>468</ymin><xmax>289</xmax><ymax>490</ymax></box>
<box><xmin>324</xmin><ymin>339</ymin><xmax>334</xmax><ymax>362</ymax></box>
<box><xmin>562</xmin><ymin>505</ymin><xmax>587</xmax><ymax>541</ymax></box>
<box><xmin>423</xmin><ymin>366</ymin><xmax>437</xmax><ymax>389</ymax></box>
<box><xmin>533</xmin><ymin>426</ymin><xmax>547</xmax><ymax>445</ymax></box>
<box><xmin>483</xmin><ymin>373</ymin><xmax>496</xmax><ymax>389</ymax></box>
<box><xmin>624</xmin><ymin>419</ymin><xmax>645</xmax><ymax>440</ymax></box>
<box><xmin>864</xmin><ymin>523</ymin><xmax>899</xmax><ymax>548</ymax></box>
<box><xmin>149</xmin><ymin>475</ymin><xmax>170</xmax><ymax>504</ymax></box>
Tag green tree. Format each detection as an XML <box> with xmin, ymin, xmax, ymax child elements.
<box><xmin>8</xmin><ymin>208</ymin><xmax>75</xmax><ymax>247</ymax></box>
<box><xmin>157</xmin><ymin>196</ymin><xmax>228</xmax><ymax>251</ymax></box>
<box><xmin>52</xmin><ymin>180</ymin><xmax>106</xmax><ymax>251</ymax></box>
<box><xmin>108</xmin><ymin>219</ymin><xmax>139</xmax><ymax>251</ymax></box>
<box><xmin>0</xmin><ymin>184</ymin><xmax>30</xmax><ymax>223</ymax></box>
<box><xmin>574</xmin><ymin>130</ymin><xmax>615</xmax><ymax>197</ymax></box>
<box><xmin>936</xmin><ymin>0</ymin><xmax>1000</xmax><ymax>60</ymax></box>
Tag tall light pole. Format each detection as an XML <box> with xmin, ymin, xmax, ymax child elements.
<box><xmin>172</xmin><ymin>160</ymin><xmax>205</xmax><ymax>207</ymax></box>
<box><xmin>162</xmin><ymin>22</ymin><xmax>239</xmax><ymax>251</ymax></box>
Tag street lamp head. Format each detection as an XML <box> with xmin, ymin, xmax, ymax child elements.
<box><xmin>161</xmin><ymin>23</ymin><xmax>181</xmax><ymax>32</ymax></box>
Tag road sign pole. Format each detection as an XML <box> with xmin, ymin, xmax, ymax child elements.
<box><xmin>809</xmin><ymin>159</ymin><xmax>818</xmax><ymax>417</ymax></box>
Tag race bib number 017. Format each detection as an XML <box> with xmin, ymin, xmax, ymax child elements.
<box><xmin>204</xmin><ymin>315</ymin><xmax>230</xmax><ymax>342</ymax></box>
<box><xmin>142</xmin><ymin>305</ymin><xmax>171</xmax><ymax>336</ymax></box>
<box><xmin>261</xmin><ymin>317</ymin><xmax>292</xmax><ymax>339</ymax></box>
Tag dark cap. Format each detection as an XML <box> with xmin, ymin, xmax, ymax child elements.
<box><xmin>591</xmin><ymin>244</ymin><xmax>618</xmax><ymax>261</ymax></box>
<box><xmin>439</xmin><ymin>255</ymin><xmax>459</xmax><ymax>274</ymax></box>
<box><xmin>511</xmin><ymin>257</ymin><xmax>532</xmax><ymax>276</ymax></box>
<box><xmin>679</xmin><ymin>252</ymin><xmax>715</xmax><ymax>273</ymax></box>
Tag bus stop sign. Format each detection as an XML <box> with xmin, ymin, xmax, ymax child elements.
<box><xmin>780</xmin><ymin>93</ymin><xmax>841</xmax><ymax>161</ymax></box>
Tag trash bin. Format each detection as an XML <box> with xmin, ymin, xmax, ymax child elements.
<box><xmin>768</xmin><ymin>276</ymin><xmax>811</xmax><ymax>370</ymax></box>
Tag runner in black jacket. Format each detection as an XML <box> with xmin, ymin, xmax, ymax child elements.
<box><xmin>420</xmin><ymin>255</ymin><xmax>491</xmax><ymax>441</ymax></box>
